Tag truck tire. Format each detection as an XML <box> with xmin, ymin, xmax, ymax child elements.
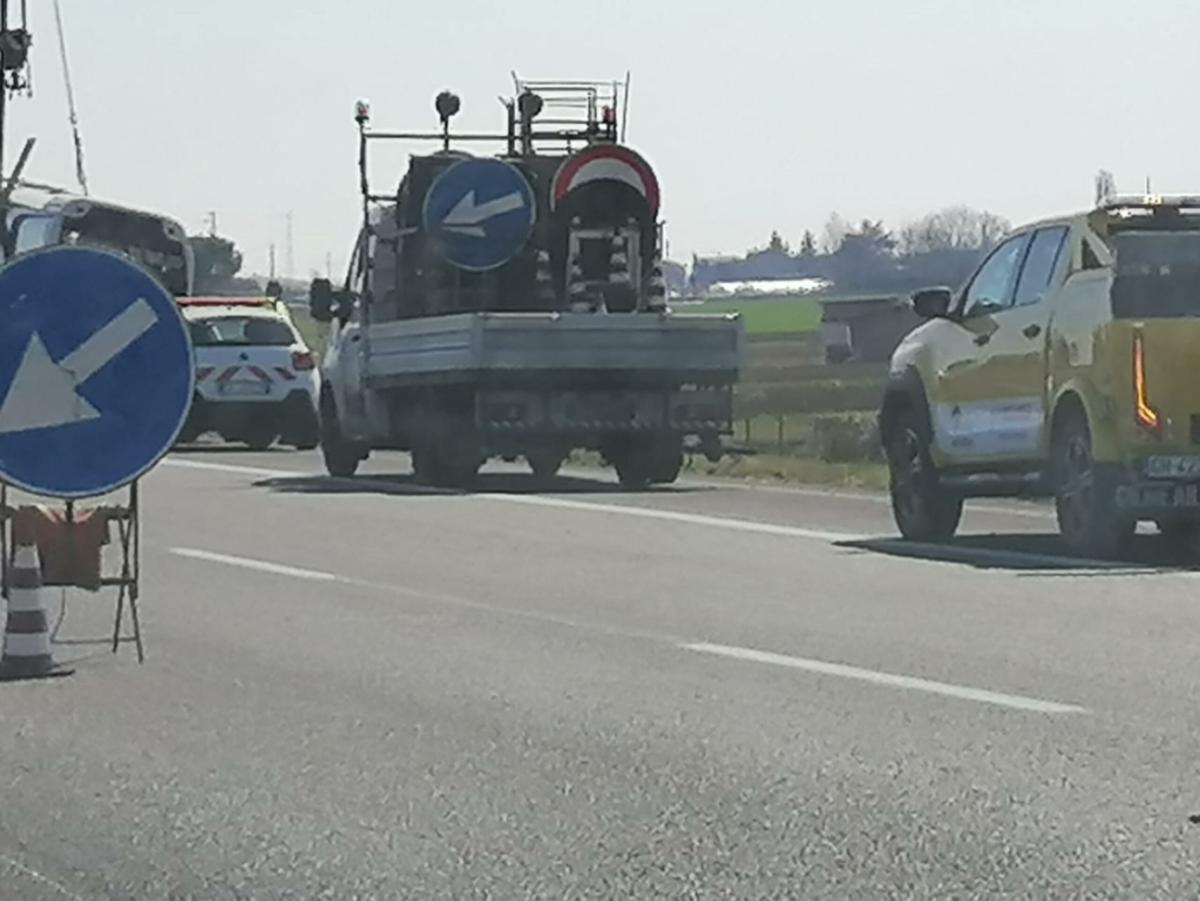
<box><xmin>527</xmin><ymin>449</ymin><xmax>566</xmax><ymax>483</ymax></box>
<box><xmin>648</xmin><ymin>440</ymin><xmax>684</xmax><ymax>485</ymax></box>
<box><xmin>884</xmin><ymin>406</ymin><xmax>962</xmax><ymax>542</ymax></box>
<box><xmin>1052</xmin><ymin>411</ymin><xmax>1132</xmax><ymax>559</ymax></box>
<box><xmin>414</xmin><ymin>440</ymin><xmax>481</xmax><ymax>488</ymax></box>
<box><xmin>320</xmin><ymin>391</ymin><xmax>362</xmax><ymax>478</ymax></box>
<box><xmin>615</xmin><ymin>456</ymin><xmax>651</xmax><ymax>490</ymax></box>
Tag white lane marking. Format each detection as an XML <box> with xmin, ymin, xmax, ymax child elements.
<box><xmin>0</xmin><ymin>853</ymin><xmax>89</xmax><ymax>901</ymax></box>
<box><xmin>170</xmin><ymin>547</ymin><xmax>337</xmax><ymax>582</ymax></box>
<box><xmin>163</xmin><ymin>458</ymin><xmax>297</xmax><ymax>479</ymax></box>
<box><xmin>482</xmin><ymin>493</ymin><xmax>863</xmax><ymax>543</ymax></box>
<box><xmin>167</xmin><ymin>546</ymin><xmax>1088</xmax><ymax>714</ymax></box>
<box><xmin>682</xmin><ymin>642</ymin><xmax>1087</xmax><ymax>714</ymax></box>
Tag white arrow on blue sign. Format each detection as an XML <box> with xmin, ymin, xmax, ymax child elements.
<box><xmin>422</xmin><ymin>158</ymin><xmax>536</xmax><ymax>271</ymax></box>
<box><xmin>0</xmin><ymin>246</ymin><xmax>194</xmax><ymax>498</ymax></box>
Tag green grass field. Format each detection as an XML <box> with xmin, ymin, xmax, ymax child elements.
<box><xmin>680</xmin><ymin>295</ymin><xmax>822</xmax><ymax>336</ymax></box>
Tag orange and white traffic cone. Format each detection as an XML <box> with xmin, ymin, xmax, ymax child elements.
<box><xmin>0</xmin><ymin>541</ymin><xmax>73</xmax><ymax>681</ymax></box>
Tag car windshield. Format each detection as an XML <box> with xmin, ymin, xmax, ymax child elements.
<box><xmin>1111</xmin><ymin>230</ymin><xmax>1200</xmax><ymax>317</ymax></box>
<box><xmin>189</xmin><ymin>316</ymin><xmax>295</xmax><ymax>347</ymax></box>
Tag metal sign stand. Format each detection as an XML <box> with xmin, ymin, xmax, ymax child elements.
<box><xmin>0</xmin><ymin>480</ymin><xmax>144</xmax><ymax>663</ymax></box>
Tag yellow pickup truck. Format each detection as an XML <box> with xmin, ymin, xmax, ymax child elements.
<box><xmin>880</xmin><ymin>194</ymin><xmax>1200</xmax><ymax>557</ymax></box>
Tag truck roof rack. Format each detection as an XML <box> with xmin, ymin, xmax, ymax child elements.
<box><xmin>511</xmin><ymin>72</ymin><xmax>630</xmax><ymax>148</ymax></box>
<box><xmin>1099</xmin><ymin>194</ymin><xmax>1200</xmax><ymax>212</ymax></box>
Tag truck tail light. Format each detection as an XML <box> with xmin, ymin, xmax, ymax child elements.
<box><xmin>291</xmin><ymin>350</ymin><xmax>315</xmax><ymax>371</ymax></box>
<box><xmin>1133</xmin><ymin>331</ymin><xmax>1162</xmax><ymax>438</ymax></box>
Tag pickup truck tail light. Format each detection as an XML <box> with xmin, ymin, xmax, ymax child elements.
<box><xmin>1133</xmin><ymin>331</ymin><xmax>1162</xmax><ymax>438</ymax></box>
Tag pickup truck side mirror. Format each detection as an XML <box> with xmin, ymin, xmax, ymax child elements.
<box><xmin>333</xmin><ymin>291</ymin><xmax>357</xmax><ymax>322</ymax></box>
<box><xmin>309</xmin><ymin>277</ymin><xmax>334</xmax><ymax>323</ymax></box>
<box><xmin>911</xmin><ymin>287</ymin><xmax>953</xmax><ymax>319</ymax></box>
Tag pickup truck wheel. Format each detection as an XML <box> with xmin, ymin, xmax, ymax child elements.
<box><xmin>885</xmin><ymin>409</ymin><xmax>962</xmax><ymax>542</ymax></box>
<box><xmin>1156</xmin><ymin>520</ymin><xmax>1200</xmax><ymax>558</ymax></box>
<box><xmin>320</xmin><ymin>393</ymin><xmax>361</xmax><ymax>478</ymax></box>
<box><xmin>1052</xmin><ymin>414</ymin><xmax>1132</xmax><ymax>558</ymax></box>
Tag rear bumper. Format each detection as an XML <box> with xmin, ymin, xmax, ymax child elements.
<box><xmin>1114</xmin><ymin>480</ymin><xmax>1200</xmax><ymax>517</ymax></box>
<box><xmin>184</xmin><ymin>390</ymin><xmax>317</xmax><ymax>439</ymax></box>
<box><xmin>475</xmin><ymin>386</ymin><xmax>734</xmax><ymax>436</ymax></box>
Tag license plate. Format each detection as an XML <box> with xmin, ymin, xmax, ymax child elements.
<box><xmin>1144</xmin><ymin>455</ymin><xmax>1200</xmax><ymax>479</ymax></box>
<box><xmin>218</xmin><ymin>380</ymin><xmax>270</xmax><ymax>397</ymax></box>
<box><xmin>1117</xmin><ymin>482</ymin><xmax>1200</xmax><ymax>509</ymax></box>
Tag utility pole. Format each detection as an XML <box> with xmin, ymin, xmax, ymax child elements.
<box><xmin>0</xmin><ymin>0</ymin><xmax>10</xmax><ymax>180</ymax></box>
<box><xmin>285</xmin><ymin>211</ymin><xmax>295</xmax><ymax>280</ymax></box>
<box><xmin>207</xmin><ymin>211</ymin><xmax>218</xmax><ymax>237</ymax></box>
<box><xmin>325</xmin><ymin>252</ymin><xmax>332</xmax><ymax>279</ymax></box>
<box><xmin>269</xmin><ymin>244</ymin><xmax>276</xmax><ymax>279</ymax></box>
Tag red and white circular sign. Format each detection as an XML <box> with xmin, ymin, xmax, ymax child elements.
<box><xmin>551</xmin><ymin>145</ymin><xmax>660</xmax><ymax>216</ymax></box>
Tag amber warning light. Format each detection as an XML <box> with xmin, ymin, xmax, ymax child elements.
<box><xmin>1133</xmin><ymin>331</ymin><xmax>1162</xmax><ymax>438</ymax></box>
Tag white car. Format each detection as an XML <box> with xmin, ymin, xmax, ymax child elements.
<box><xmin>177</xmin><ymin>297</ymin><xmax>320</xmax><ymax>449</ymax></box>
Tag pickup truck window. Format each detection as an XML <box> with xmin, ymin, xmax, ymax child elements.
<box><xmin>1013</xmin><ymin>226</ymin><xmax>1068</xmax><ymax>307</ymax></box>
<box><xmin>962</xmin><ymin>234</ymin><xmax>1028</xmax><ymax>316</ymax></box>
<box><xmin>1111</xmin><ymin>230</ymin><xmax>1200</xmax><ymax>318</ymax></box>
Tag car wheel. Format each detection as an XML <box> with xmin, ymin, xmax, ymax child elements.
<box><xmin>885</xmin><ymin>407</ymin><xmax>962</xmax><ymax>542</ymax></box>
<box><xmin>1052</xmin><ymin>412</ymin><xmax>1132</xmax><ymax>558</ymax></box>
<box><xmin>245</xmin><ymin>428</ymin><xmax>277</xmax><ymax>451</ymax></box>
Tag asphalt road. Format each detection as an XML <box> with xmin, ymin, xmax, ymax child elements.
<box><xmin>3</xmin><ymin>449</ymin><xmax>1200</xmax><ymax>899</ymax></box>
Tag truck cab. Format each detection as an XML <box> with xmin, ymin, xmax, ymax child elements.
<box><xmin>881</xmin><ymin>194</ymin><xmax>1200</xmax><ymax>557</ymax></box>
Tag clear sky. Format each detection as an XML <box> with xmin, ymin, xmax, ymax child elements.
<box><xmin>12</xmin><ymin>0</ymin><xmax>1200</xmax><ymax>279</ymax></box>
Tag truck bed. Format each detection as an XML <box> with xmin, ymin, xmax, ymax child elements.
<box><xmin>363</xmin><ymin>311</ymin><xmax>744</xmax><ymax>385</ymax></box>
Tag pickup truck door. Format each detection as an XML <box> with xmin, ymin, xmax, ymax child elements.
<box><xmin>929</xmin><ymin>233</ymin><xmax>1031</xmax><ymax>463</ymax></box>
<box><xmin>973</xmin><ymin>226</ymin><xmax>1070</xmax><ymax>460</ymax></box>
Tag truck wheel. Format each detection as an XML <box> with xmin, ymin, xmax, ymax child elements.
<box><xmin>885</xmin><ymin>407</ymin><xmax>962</xmax><ymax>542</ymax></box>
<box><xmin>615</xmin><ymin>456</ymin><xmax>651</xmax><ymax>490</ymax></box>
<box><xmin>1052</xmin><ymin>412</ymin><xmax>1132</xmax><ymax>558</ymax></box>
<box><xmin>526</xmin><ymin>449</ymin><xmax>566</xmax><ymax>483</ymax></box>
<box><xmin>414</xmin><ymin>441</ymin><xmax>481</xmax><ymax>488</ymax></box>
<box><xmin>320</xmin><ymin>392</ymin><xmax>362</xmax><ymax>478</ymax></box>
<box><xmin>648</xmin><ymin>440</ymin><xmax>684</xmax><ymax>485</ymax></box>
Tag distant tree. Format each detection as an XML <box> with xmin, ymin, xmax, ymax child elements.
<box><xmin>821</xmin><ymin>213</ymin><xmax>849</xmax><ymax>254</ymax></box>
<box><xmin>189</xmin><ymin>234</ymin><xmax>245</xmax><ymax>294</ymax></box>
<box><xmin>838</xmin><ymin>219</ymin><xmax>895</xmax><ymax>258</ymax></box>
<box><xmin>799</xmin><ymin>230</ymin><xmax>817</xmax><ymax>256</ymax></box>
<box><xmin>897</xmin><ymin>207</ymin><xmax>1010</xmax><ymax>256</ymax></box>
<box><xmin>1095</xmin><ymin>169</ymin><xmax>1117</xmax><ymax>206</ymax></box>
<box><xmin>767</xmin><ymin>230</ymin><xmax>789</xmax><ymax>254</ymax></box>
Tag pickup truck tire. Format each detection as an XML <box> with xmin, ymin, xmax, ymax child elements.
<box><xmin>885</xmin><ymin>407</ymin><xmax>962</xmax><ymax>542</ymax></box>
<box><xmin>1052</xmin><ymin>412</ymin><xmax>1133</xmax><ymax>559</ymax></box>
<box><xmin>319</xmin><ymin>392</ymin><xmax>362</xmax><ymax>478</ymax></box>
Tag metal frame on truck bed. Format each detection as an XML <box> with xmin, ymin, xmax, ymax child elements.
<box><xmin>311</xmin><ymin>77</ymin><xmax>743</xmax><ymax>488</ymax></box>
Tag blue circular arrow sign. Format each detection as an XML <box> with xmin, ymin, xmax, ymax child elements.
<box><xmin>422</xmin><ymin>158</ymin><xmax>536</xmax><ymax>271</ymax></box>
<box><xmin>0</xmin><ymin>246</ymin><xmax>194</xmax><ymax>498</ymax></box>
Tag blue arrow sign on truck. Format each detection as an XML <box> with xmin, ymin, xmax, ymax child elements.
<box><xmin>0</xmin><ymin>246</ymin><xmax>194</xmax><ymax>498</ymax></box>
<box><xmin>422</xmin><ymin>157</ymin><xmax>536</xmax><ymax>271</ymax></box>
